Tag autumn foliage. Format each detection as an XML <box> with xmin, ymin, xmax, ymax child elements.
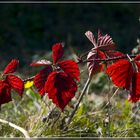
<box><xmin>31</xmin><ymin>43</ymin><xmax>80</xmax><ymax>110</ymax></box>
<box><xmin>0</xmin><ymin>59</ymin><xmax>24</xmax><ymax>105</ymax></box>
<box><xmin>0</xmin><ymin>29</ymin><xmax>140</xmax><ymax>112</ymax></box>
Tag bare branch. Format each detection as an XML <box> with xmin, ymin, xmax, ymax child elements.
<box><xmin>0</xmin><ymin>118</ymin><xmax>30</xmax><ymax>138</ymax></box>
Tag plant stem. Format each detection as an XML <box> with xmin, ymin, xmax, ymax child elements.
<box><xmin>23</xmin><ymin>55</ymin><xmax>136</xmax><ymax>83</ymax></box>
<box><xmin>64</xmin><ymin>77</ymin><xmax>91</xmax><ymax>129</ymax></box>
<box><xmin>107</xmin><ymin>90</ymin><xmax>111</xmax><ymax>137</ymax></box>
<box><xmin>79</xmin><ymin>54</ymin><xmax>136</xmax><ymax>64</ymax></box>
<box><xmin>106</xmin><ymin>78</ymin><xmax>113</xmax><ymax>137</ymax></box>
<box><xmin>23</xmin><ymin>76</ymin><xmax>35</xmax><ymax>82</ymax></box>
<box><xmin>0</xmin><ymin>118</ymin><xmax>30</xmax><ymax>138</ymax></box>
<box><xmin>103</xmin><ymin>88</ymin><xmax>119</xmax><ymax>110</ymax></box>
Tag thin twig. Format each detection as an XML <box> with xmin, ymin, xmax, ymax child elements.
<box><xmin>42</xmin><ymin>106</ymin><xmax>57</xmax><ymax>123</ymax></box>
<box><xmin>102</xmin><ymin>88</ymin><xmax>119</xmax><ymax>110</ymax></box>
<box><xmin>42</xmin><ymin>95</ymin><xmax>51</xmax><ymax>110</ymax></box>
<box><xmin>23</xmin><ymin>76</ymin><xmax>35</xmax><ymax>82</ymax></box>
<box><xmin>23</xmin><ymin>55</ymin><xmax>136</xmax><ymax>83</ymax></box>
<box><xmin>78</xmin><ymin>54</ymin><xmax>136</xmax><ymax>64</ymax></box>
<box><xmin>123</xmin><ymin>103</ymin><xmax>140</xmax><ymax>127</ymax></box>
<box><xmin>64</xmin><ymin>77</ymin><xmax>91</xmax><ymax>130</ymax></box>
<box><xmin>105</xmin><ymin>73</ymin><xmax>117</xmax><ymax>137</ymax></box>
<box><xmin>0</xmin><ymin>118</ymin><xmax>30</xmax><ymax>138</ymax></box>
<box><xmin>51</xmin><ymin>112</ymin><xmax>61</xmax><ymax>128</ymax></box>
<box><xmin>79</xmin><ymin>50</ymin><xmax>91</xmax><ymax>60</ymax></box>
<box><xmin>77</xmin><ymin>110</ymin><xmax>103</xmax><ymax>119</ymax></box>
<box><xmin>107</xmin><ymin>81</ymin><xmax>111</xmax><ymax>137</ymax></box>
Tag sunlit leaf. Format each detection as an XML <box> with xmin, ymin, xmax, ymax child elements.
<box><xmin>4</xmin><ymin>59</ymin><xmax>19</xmax><ymax>74</ymax></box>
<box><xmin>45</xmin><ymin>72</ymin><xmax>77</xmax><ymax>111</ymax></box>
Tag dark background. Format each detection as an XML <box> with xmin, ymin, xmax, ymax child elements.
<box><xmin>0</xmin><ymin>3</ymin><xmax>140</xmax><ymax>70</ymax></box>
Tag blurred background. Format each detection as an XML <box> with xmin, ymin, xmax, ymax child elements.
<box><xmin>0</xmin><ymin>3</ymin><xmax>140</xmax><ymax>73</ymax></box>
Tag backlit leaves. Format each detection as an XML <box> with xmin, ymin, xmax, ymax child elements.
<box><xmin>106</xmin><ymin>55</ymin><xmax>140</xmax><ymax>102</ymax></box>
<box><xmin>0</xmin><ymin>59</ymin><xmax>24</xmax><ymax>105</ymax></box>
<box><xmin>129</xmin><ymin>73</ymin><xmax>140</xmax><ymax>102</ymax></box>
<box><xmin>85</xmin><ymin>30</ymin><xmax>115</xmax><ymax>51</ymax></box>
<box><xmin>0</xmin><ymin>81</ymin><xmax>11</xmax><ymax>105</ymax></box>
<box><xmin>58</xmin><ymin>60</ymin><xmax>80</xmax><ymax>81</ymax></box>
<box><xmin>85</xmin><ymin>31</ymin><xmax>97</xmax><ymax>48</ymax></box>
<box><xmin>106</xmin><ymin>60</ymin><xmax>134</xmax><ymax>90</ymax></box>
<box><xmin>6</xmin><ymin>75</ymin><xmax>24</xmax><ymax>96</ymax></box>
<box><xmin>45</xmin><ymin>72</ymin><xmax>77</xmax><ymax>111</ymax></box>
<box><xmin>97</xmin><ymin>29</ymin><xmax>115</xmax><ymax>51</ymax></box>
<box><xmin>34</xmin><ymin>66</ymin><xmax>53</xmax><ymax>96</ymax></box>
<box><xmin>105</xmin><ymin>50</ymin><xmax>125</xmax><ymax>58</ymax></box>
<box><xmin>32</xmin><ymin>43</ymin><xmax>80</xmax><ymax>110</ymax></box>
<box><xmin>4</xmin><ymin>59</ymin><xmax>19</xmax><ymax>74</ymax></box>
<box><xmin>87</xmin><ymin>49</ymin><xmax>106</xmax><ymax>77</ymax></box>
<box><xmin>52</xmin><ymin>43</ymin><xmax>64</xmax><ymax>64</ymax></box>
<box><xmin>30</xmin><ymin>60</ymin><xmax>52</xmax><ymax>66</ymax></box>
<box><xmin>85</xmin><ymin>30</ymin><xmax>116</xmax><ymax>77</ymax></box>
<box><xmin>85</xmin><ymin>30</ymin><xmax>140</xmax><ymax>103</ymax></box>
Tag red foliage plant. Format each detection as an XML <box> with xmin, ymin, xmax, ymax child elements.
<box><xmin>85</xmin><ymin>30</ymin><xmax>140</xmax><ymax>103</ymax></box>
<box><xmin>85</xmin><ymin>30</ymin><xmax>124</xmax><ymax>77</ymax></box>
<box><xmin>0</xmin><ymin>59</ymin><xmax>24</xmax><ymax>105</ymax></box>
<box><xmin>1</xmin><ymin>29</ymin><xmax>140</xmax><ymax>112</ymax></box>
<box><xmin>31</xmin><ymin>43</ymin><xmax>80</xmax><ymax>111</ymax></box>
<box><xmin>106</xmin><ymin>55</ymin><xmax>140</xmax><ymax>102</ymax></box>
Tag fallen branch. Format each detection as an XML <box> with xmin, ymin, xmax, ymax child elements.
<box><xmin>0</xmin><ymin>118</ymin><xmax>30</xmax><ymax>138</ymax></box>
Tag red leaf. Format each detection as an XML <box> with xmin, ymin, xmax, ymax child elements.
<box><xmin>134</xmin><ymin>54</ymin><xmax>140</xmax><ymax>61</ymax></box>
<box><xmin>87</xmin><ymin>49</ymin><xmax>106</xmax><ymax>77</ymax></box>
<box><xmin>105</xmin><ymin>50</ymin><xmax>125</xmax><ymax>58</ymax></box>
<box><xmin>133</xmin><ymin>55</ymin><xmax>140</xmax><ymax>72</ymax></box>
<box><xmin>52</xmin><ymin>43</ymin><xmax>64</xmax><ymax>64</ymax></box>
<box><xmin>97</xmin><ymin>29</ymin><xmax>103</xmax><ymax>41</ymax></box>
<box><xmin>85</xmin><ymin>30</ymin><xmax>115</xmax><ymax>51</ymax></box>
<box><xmin>135</xmin><ymin>62</ymin><xmax>140</xmax><ymax>72</ymax></box>
<box><xmin>58</xmin><ymin>60</ymin><xmax>80</xmax><ymax>81</ymax></box>
<box><xmin>45</xmin><ymin>72</ymin><xmax>77</xmax><ymax>111</ymax></box>
<box><xmin>85</xmin><ymin>31</ymin><xmax>97</xmax><ymax>47</ymax></box>
<box><xmin>30</xmin><ymin>60</ymin><xmax>52</xmax><ymax>66</ymax></box>
<box><xmin>106</xmin><ymin>60</ymin><xmax>134</xmax><ymax>90</ymax></box>
<box><xmin>6</xmin><ymin>75</ymin><xmax>24</xmax><ymax>96</ymax></box>
<box><xmin>4</xmin><ymin>59</ymin><xmax>19</xmax><ymax>74</ymax></box>
<box><xmin>0</xmin><ymin>80</ymin><xmax>11</xmax><ymax>105</ymax></box>
<box><xmin>97</xmin><ymin>31</ymin><xmax>115</xmax><ymax>51</ymax></box>
<box><xmin>128</xmin><ymin>73</ymin><xmax>140</xmax><ymax>102</ymax></box>
<box><xmin>34</xmin><ymin>66</ymin><xmax>53</xmax><ymax>96</ymax></box>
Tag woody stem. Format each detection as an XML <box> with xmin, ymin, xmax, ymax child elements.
<box><xmin>23</xmin><ymin>76</ymin><xmax>35</xmax><ymax>82</ymax></box>
<box><xmin>107</xmin><ymin>80</ymin><xmax>111</xmax><ymax>137</ymax></box>
<box><xmin>23</xmin><ymin>55</ymin><xmax>136</xmax><ymax>82</ymax></box>
<box><xmin>78</xmin><ymin>54</ymin><xmax>136</xmax><ymax>64</ymax></box>
<box><xmin>64</xmin><ymin>77</ymin><xmax>92</xmax><ymax>129</ymax></box>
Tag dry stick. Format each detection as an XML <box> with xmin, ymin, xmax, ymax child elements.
<box><xmin>104</xmin><ymin>56</ymin><xmax>111</xmax><ymax>137</ymax></box>
<box><xmin>85</xmin><ymin>88</ymin><xmax>119</xmax><ymax>119</ymax></box>
<box><xmin>107</xmin><ymin>80</ymin><xmax>111</xmax><ymax>137</ymax></box>
<box><xmin>51</xmin><ymin>112</ymin><xmax>61</xmax><ymax>128</ymax></box>
<box><xmin>105</xmin><ymin>88</ymin><xmax>120</xmax><ymax>137</ymax></box>
<box><xmin>64</xmin><ymin>77</ymin><xmax>92</xmax><ymax>130</ymax></box>
<box><xmin>105</xmin><ymin>70</ymin><xmax>117</xmax><ymax>137</ymax></box>
<box><xmin>0</xmin><ymin>118</ymin><xmax>30</xmax><ymax>138</ymax></box>
<box><xmin>102</xmin><ymin>88</ymin><xmax>119</xmax><ymax>110</ymax></box>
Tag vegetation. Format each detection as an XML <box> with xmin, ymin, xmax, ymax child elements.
<box><xmin>1</xmin><ymin>3</ymin><xmax>140</xmax><ymax>138</ymax></box>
